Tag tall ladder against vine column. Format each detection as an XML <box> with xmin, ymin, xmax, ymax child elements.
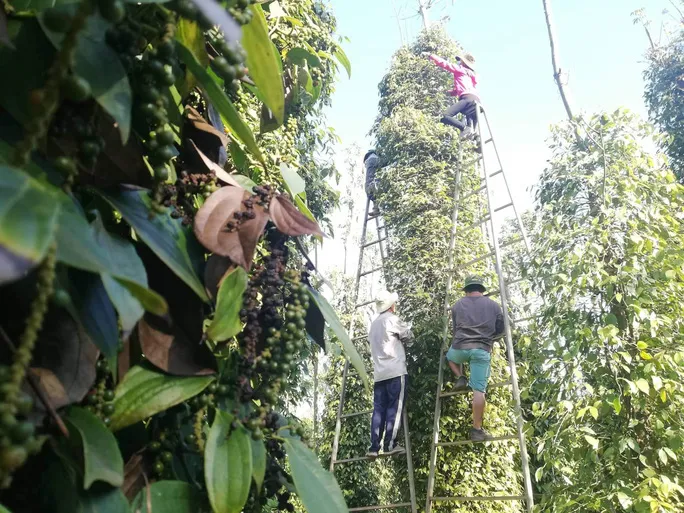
<box><xmin>425</xmin><ymin>105</ymin><xmax>535</xmax><ymax>512</ymax></box>
<box><xmin>329</xmin><ymin>196</ymin><xmax>418</xmax><ymax>513</ymax></box>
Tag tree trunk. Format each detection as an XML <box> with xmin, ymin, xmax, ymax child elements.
<box><xmin>541</xmin><ymin>0</ymin><xmax>574</xmax><ymax>121</ymax></box>
<box><xmin>418</xmin><ymin>0</ymin><xmax>430</xmax><ymax>29</ymax></box>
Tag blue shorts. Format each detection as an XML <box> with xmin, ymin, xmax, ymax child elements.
<box><xmin>446</xmin><ymin>347</ymin><xmax>491</xmax><ymax>393</ymax></box>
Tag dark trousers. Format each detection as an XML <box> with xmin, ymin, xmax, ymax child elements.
<box><xmin>370</xmin><ymin>375</ymin><xmax>407</xmax><ymax>452</ymax></box>
<box><xmin>441</xmin><ymin>94</ymin><xmax>480</xmax><ymax>132</ymax></box>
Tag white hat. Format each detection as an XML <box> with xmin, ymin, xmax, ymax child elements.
<box><xmin>375</xmin><ymin>290</ymin><xmax>399</xmax><ymax>313</ymax></box>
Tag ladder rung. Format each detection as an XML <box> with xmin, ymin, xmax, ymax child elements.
<box><xmin>353</xmin><ymin>334</ymin><xmax>366</xmax><ymax>341</ymax></box>
<box><xmin>349</xmin><ymin>503</ymin><xmax>412</xmax><ymax>511</ymax></box>
<box><xmin>484</xmin><ymin>137</ymin><xmax>493</xmax><ymax>144</ymax></box>
<box><xmin>494</xmin><ymin>201</ymin><xmax>513</xmax><ymax>213</ymax></box>
<box><xmin>487</xmin><ymin>277</ymin><xmax>526</xmax><ymax>297</ymax></box>
<box><xmin>431</xmin><ymin>495</ymin><xmax>525</xmax><ymax>503</ymax></box>
<box><xmin>513</xmin><ymin>315</ymin><xmax>537</xmax><ymax>324</ymax></box>
<box><xmin>439</xmin><ymin>380</ymin><xmax>511</xmax><ymax>398</ymax></box>
<box><xmin>460</xmin><ymin>184</ymin><xmax>487</xmax><ymax>202</ymax></box>
<box><xmin>437</xmin><ymin>434</ymin><xmax>517</xmax><ymax>447</ymax></box>
<box><xmin>341</xmin><ymin>409</ymin><xmax>372</xmax><ymax>419</ymax></box>
<box><xmin>333</xmin><ymin>450</ymin><xmax>407</xmax><ymax>465</ymax></box>
<box><xmin>459</xmin><ymin>215</ymin><xmax>491</xmax><ymax>234</ymax></box>
<box><xmin>480</xmin><ymin>169</ymin><xmax>504</xmax><ymax>182</ymax></box>
<box><xmin>455</xmin><ymin>249</ymin><xmax>494</xmax><ymax>270</ymax></box>
<box><xmin>360</xmin><ymin>266</ymin><xmax>383</xmax><ymax>277</ymax></box>
<box><xmin>377</xmin><ymin>225</ymin><xmax>386</xmax><ymax>231</ymax></box>
<box><xmin>362</xmin><ymin>237</ymin><xmax>387</xmax><ymax>248</ymax></box>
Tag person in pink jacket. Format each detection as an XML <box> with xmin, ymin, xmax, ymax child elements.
<box><xmin>422</xmin><ymin>51</ymin><xmax>480</xmax><ymax>139</ymax></box>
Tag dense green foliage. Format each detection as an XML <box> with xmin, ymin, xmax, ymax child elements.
<box><xmin>0</xmin><ymin>0</ymin><xmax>360</xmax><ymax>511</ymax></box>
<box><xmin>321</xmin><ymin>27</ymin><xmax>525</xmax><ymax>512</ymax></box>
<box><xmin>643</xmin><ymin>8</ymin><xmax>684</xmax><ymax>180</ymax></box>
<box><xmin>523</xmin><ymin>110</ymin><xmax>684</xmax><ymax>512</ymax></box>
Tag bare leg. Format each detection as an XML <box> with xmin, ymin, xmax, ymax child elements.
<box><xmin>472</xmin><ymin>391</ymin><xmax>486</xmax><ymax>429</ymax></box>
<box><xmin>448</xmin><ymin>361</ymin><xmax>463</xmax><ymax>376</ymax></box>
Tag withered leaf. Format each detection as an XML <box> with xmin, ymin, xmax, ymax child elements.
<box><xmin>137</xmin><ymin>314</ymin><xmax>216</xmax><ymax>376</ymax></box>
<box><xmin>27</xmin><ymin>308</ymin><xmax>100</xmax><ymax>415</ymax></box>
<box><xmin>122</xmin><ymin>453</ymin><xmax>151</xmax><ymax>502</ymax></box>
<box><xmin>188</xmin><ymin>139</ymin><xmax>242</xmax><ymax>188</ymax></box>
<box><xmin>269</xmin><ymin>195</ymin><xmax>324</xmax><ymax>237</ymax></box>
<box><xmin>194</xmin><ymin>187</ymin><xmax>269</xmax><ymax>270</ymax></box>
<box><xmin>137</xmin><ymin>245</ymin><xmax>217</xmax><ymax>376</ymax></box>
<box><xmin>183</xmin><ymin>106</ymin><xmax>228</xmax><ymax>166</ymax></box>
<box><xmin>204</xmin><ymin>254</ymin><xmax>235</xmax><ymax>300</ymax></box>
<box><xmin>194</xmin><ymin>186</ymin><xmax>246</xmax><ymax>256</ymax></box>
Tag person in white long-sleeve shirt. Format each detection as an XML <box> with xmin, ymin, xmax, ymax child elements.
<box><xmin>366</xmin><ymin>290</ymin><xmax>413</xmax><ymax>458</ymax></box>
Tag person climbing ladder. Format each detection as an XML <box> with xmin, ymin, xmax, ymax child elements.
<box><xmin>422</xmin><ymin>50</ymin><xmax>480</xmax><ymax>140</ymax></box>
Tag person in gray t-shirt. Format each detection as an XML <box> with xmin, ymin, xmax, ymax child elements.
<box><xmin>446</xmin><ymin>275</ymin><xmax>504</xmax><ymax>441</ymax></box>
<box><xmin>364</xmin><ymin>149</ymin><xmax>383</xmax><ymax>215</ymax></box>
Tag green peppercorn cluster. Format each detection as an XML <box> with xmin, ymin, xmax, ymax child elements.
<box><xmin>208</xmin><ymin>32</ymin><xmax>247</xmax><ymax>98</ymax></box>
<box><xmin>84</xmin><ymin>359</ymin><xmax>115</xmax><ymax>426</ymax></box>
<box><xmin>0</xmin><ymin>247</ymin><xmax>56</xmax><ymax>488</ymax></box>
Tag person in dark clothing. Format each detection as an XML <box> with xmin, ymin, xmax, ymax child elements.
<box><xmin>364</xmin><ymin>149</ymin><xmax>382</xmax><ymax>214</ymax></box>
<box><xmin>422</xmin><ymin>51</ymin><xmax>480</xmax><ymax>140</ymax></box>
<box><xmin>447</xmin><ymin>275</ymin><xmax>504</xmax><ymax>441</ymax></box>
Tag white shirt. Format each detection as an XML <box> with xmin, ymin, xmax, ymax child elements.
<box><xmin>368</xmin><ymin>311</ymin><xmax>414</xmax><ymax>382</ymax></box>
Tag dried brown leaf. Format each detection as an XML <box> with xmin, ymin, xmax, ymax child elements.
<box><xmin>138</xmin><ymin>314</ymin><xmax>216</xmax><ymax>376</ymax></box>
<box><xmin>194</xmin><ymin>186</ymin><xmax>246</xmax><ymax>259</ymax></box>
<box><xmin>183</xmin><ymin>106</ymin><xmax>228</xmax><ymax>165</ymax></box>
<box><xmin>137</xmin><ymin>245</ymin><xmax>217</xmax><ymax>376</ymax></box>
<box><xmin>187</xmin><ymin>139</ymin><xmax>241</xmax><ymax>187</ymax></box>
<box><xmin>269</xmin><ymin>195</ymin><xmax>324</xmax><ymax>237</ymax></box>
<box><xmin>204</xmin><ymin>254</ymin><xmax>235</xmax><ymax>300</ymax></box>
<box><xmin>122</xmin><ymin>453</ymin><xmax>153</xmax><ymax>502</ymax></box>
<box><xmin>26</xmin><ymin>309</ymin><xmax>99</xmax><ymax>416</ymax></box>
<box><xmin>237</xmin><ymin>201</ymin><xmax>269</xmax><ymax>269</ymax></box>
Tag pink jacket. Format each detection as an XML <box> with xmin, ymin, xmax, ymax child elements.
<box><xmin>429</xmin><ymin>54</ymin><xmax>479</xmax><ymax>98</ymax></box>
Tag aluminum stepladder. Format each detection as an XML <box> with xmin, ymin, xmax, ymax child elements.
<box><xmin>424</xmin><ymin>105</ymin><xmax>535</xmax><ymax>512</ymax></box>
<box><xmin>329</xmin><ymin>196</ymin><xmax>418</xmax><ymax>513</ymax></box>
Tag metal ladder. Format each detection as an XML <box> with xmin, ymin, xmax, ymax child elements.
<box><xmin>329</xmin><ymin>196</ymin><xmax>418</xmax><ymax>513</ymax></box>
<box><xmin>425</xmin><ymin>105</ymin><xmax>535</xmax><ymax>512</ymax></box>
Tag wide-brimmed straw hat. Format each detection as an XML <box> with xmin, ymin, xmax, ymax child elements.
<box><xmin>375</xmin><ymin>290</ymin><xmax>399</xmax><ymax>313</ymax></box>
<box><xmin>457</xmin><ymin>52</ymin><xmax>476</xmax><ymax>71</ymax></box>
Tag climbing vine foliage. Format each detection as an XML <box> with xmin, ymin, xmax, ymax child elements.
<box><xmin>523</xmin><ymin>110</ymin><xmax>684</xmax><ymax>512</ymax></box>
<box><xmin>0</xmin><ymin>0</ymin><xmax>361</xmax><ymax>512</ymax></box>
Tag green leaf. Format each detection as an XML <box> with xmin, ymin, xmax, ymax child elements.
<box><xmin>0</xmin><ymin>504</ymin><xmax>10</xmax><ymax>513</ymax></box>
<box><xmin>280</xmin><ymin>164</ymin><xmax>306</xmax><ymax>198</ymax></box>
<box><xmin>584</xmin><ymin>435</ymin><xmax>599</xmax><ymax>450</ymax></box>
<box><xmin>612</xmin><ymin>397</ymin><xmax>622</xmax><ymax>415</ymax></box>
<box><xmin>617</xmin><ymin>492</ymin><xmax>633</xmax><ymax>509</ymax></box>
<box><xmin>283</xmin><ymin>436</ymin><xmax>347</xmax><ymax>513</ymax></box>
<box><xmin>176</xmin><ymin>18</ymin><xmax>208</xmax><ymax>68</ymax></box>
<box><xmin>232</xmin><ymin>174</ymin><xmax>257</xmax><ymax>191</ymax></box>
<box><xmin>99</xmin><ymin>189</ymin><xmax>208</xmax><ymax>302</ymax></box>
<box><xmin>604</xmin><ymin>313</ymin><xmax>618</xmax><ymax>326</ymax></box>
<box><xmin>131</xmin><ymin>481</ymin><xmax>209</xmax><ymax>512</ymax></box>
<box><xmin>176</xmin><ymin>41</ymin><xmax>264</xmax><ymax>164</ymax></box>
<box><xmin>333</xmin><ymin>47</ymin><xmax>351</xmax><ymax>78</ymax></box>
<box><xmin>286</xmin><ymin>47</ymin><xmax>321</xmax><ymax>68</ymax></box>
<box><xmin>658</xmin><ymin>448</ymin><xmax>668</xmax><ymax>464</ymax></box>
<box><xmin>43</xmin><ymin>455</ymin><xmax>130</xmax><ymax>513</ymax></box>
<box><xmin>39</xmin><ymin>10</ymin><xmax>132</xmax><ymax>143</ymax></box>
<box><xmin>207</xmin><ymin>266</ymin><xmax>247</xmax><ymax>341</ymax></box>
<box><xmin>64</xmin><ymin>407</ymin><xmax>124</xmax><ymax>489</ymax></box>
<box><xmin>652</xmin><ymin>375</ymin><xmax>663</xmax><ymax>391</ymax></box>
<box><xmin>0</xmin><ymin>164</ymin><xmax>60</xmax><ymax>284</ymax></box>
<box><xmin>589</xmin><ymin>406</ymin><xmax>598</xmax><ymax>420</ymax></box>
<box><xmin>635</xmin><ymin>378</ymin><xmax>650</xmax><ymax>394</ymax></box>
<box><xmin>68</xmin><ymin>270</ymin><xmax>119</xmax><ymax>362</ymax></box>
<box><xmin>307</xmin><ymin>285</ymin><xmax>369</xmax><ymax>391</ymax></box>
<box><xmin>205</xmin><ymin>410</ymin><xmax>253</xmax><ymax>513</ymax></box>
<box><xmin>242</xmin><ymin>4</ymin><xmax>284</xmax><ymax>124</ymax></box>
<box><xmin>250</xmin><ymin>437</ymin><xmax>266</xmax><ymax>493</ymax></box>
<box><xmin>110</xmin><ymin>364</ymin><xmax>214</xmax><ymax>431</ymax></box>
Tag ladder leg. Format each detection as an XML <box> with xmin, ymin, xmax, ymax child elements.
<box><xmin>402</xmin><ymin>409</ymin><xmax>418</xmax><ymax>513</ymax></box>
<box><xmin>331</xmin><ymin>197</ymin><xmax>373</xmax><ymax>472</ymax></box>
<box><xmin>475</xmin><ymin>106</ymin><xmax>534</xmax><ymax>512</ymax></box>
<box><xmin>426</xmin><ymin>142</ymin><xmax>465</xmax><ymax>513</ymax></box>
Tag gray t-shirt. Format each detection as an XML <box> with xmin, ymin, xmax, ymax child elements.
<box><xmin>451</xmin><ymin>295</ymin><xmax>504</xmax><ymax>352</ymax></box>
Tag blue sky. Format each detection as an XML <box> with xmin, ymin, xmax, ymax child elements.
<box><xmin>324</xmin><ymin>0</ymin><xmax>673</xmax><ymax>207</ymax></box>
